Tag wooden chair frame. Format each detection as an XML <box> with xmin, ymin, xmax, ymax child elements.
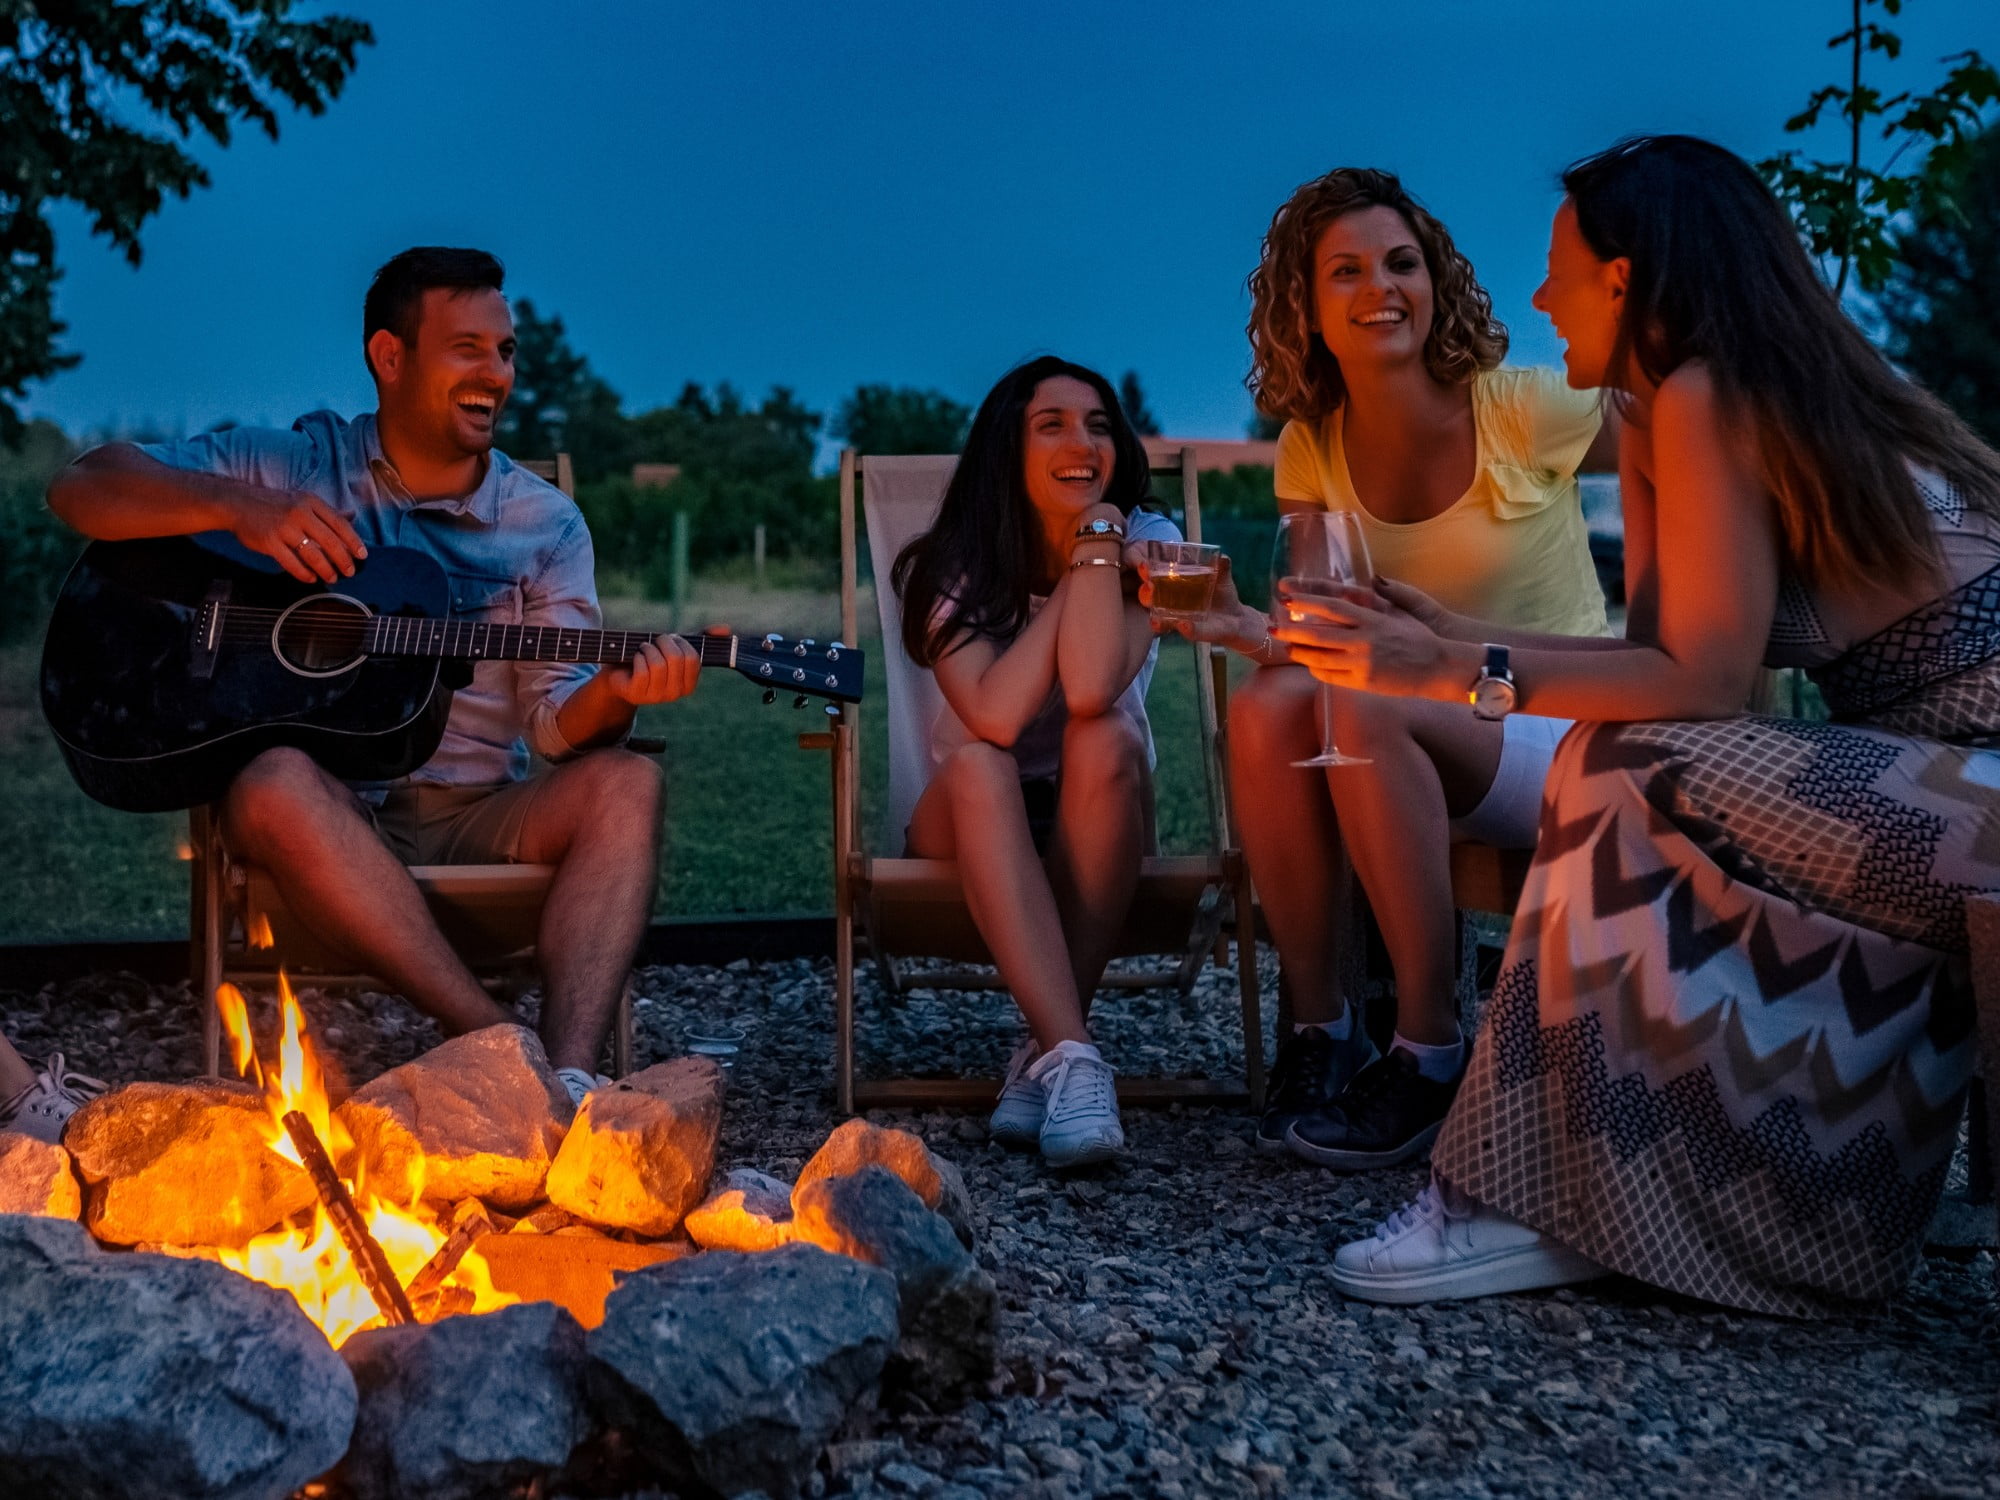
<box><xmin>185</xmin><ymin>452</ymin><xmax>633</xmax><ymax>1079</ymax></box>
<box><xmin>813</xmin><ymin>447</ymin><xmax>1265</xmax><ymax>1114</ymax></box>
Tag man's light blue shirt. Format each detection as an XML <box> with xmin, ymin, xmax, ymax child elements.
<box><xmin>139</xmin><ymin>411</ymin><xmax>604</xmax><ymax>791</ymax></box>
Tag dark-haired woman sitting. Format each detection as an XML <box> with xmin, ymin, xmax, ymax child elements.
<box><xmin>1282</xmin><ymin>135</ymin><xmax>2000</xmax><ymax>1314</ymax></box>
<box><xmin>893</xmin><ymin>357</ymin><xmax>1177</xmax><ymax>1168</ymax></box>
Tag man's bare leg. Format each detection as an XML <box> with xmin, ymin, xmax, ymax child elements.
<box><xmin>510</xmin><ymin>748</ymin><xmax>664</xmax><ymax>1073</ymax></box>
<box><xmin>906</xmin><ymin>743</ymin><xmax>1090</xmax><ymax>1049</ymax></box>
<box><xmin>221</xmin><ymin>748</ymin><xmax>514</xmax><ymax>1035</ymax></box>
<box><xmin>1044</xmin><ymin>713</ymin><xmax>1148</xmax><ymax>1014</ymax></box>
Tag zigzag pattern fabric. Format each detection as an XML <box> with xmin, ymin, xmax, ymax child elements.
<box><xmin>1435</xmin><ymin>703</ymin><xmax>1994</xmax><ymax>1316</ymax></box>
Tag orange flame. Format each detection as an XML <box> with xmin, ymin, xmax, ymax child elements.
<box><xmin>211</xmin><ymin>972</ymin><xmax>514</xmax><ymax>1346</ymax></box>
<box><xmin>247</xmin><ymin>912</ymin><xmax>275</xmax><ymax>949</ymax></box>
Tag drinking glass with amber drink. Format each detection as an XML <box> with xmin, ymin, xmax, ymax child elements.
<box><xmin>1141</xmin><ymin>540</ymin><xmax>1224</xmax><ymax>623</ymax></box>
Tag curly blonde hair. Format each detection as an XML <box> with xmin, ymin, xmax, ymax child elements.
<box><xmin>1247</xmin><ymin>167</ymin><xmax>1508</xmax><ymax>425</ymax></box>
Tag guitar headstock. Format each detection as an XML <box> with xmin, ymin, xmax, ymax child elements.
<box><xmin>731</xmin><ymin>634</ymin><xmax>865</xmax><ymax>708</ymax></box>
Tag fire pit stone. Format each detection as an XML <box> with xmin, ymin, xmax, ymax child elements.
<box><xmin>0</xmin><ymin>1214</ymin><xmax>357</xmax><ymax>1500</ymax></box>
<box><xmin>587</xmin><ymin>1242</ymin><xmax>900</xmax><ymax>1500</ymax></box>
<box><xmin>545</xmin><ymin>1056</ymin><xmax>725</xmax><ymax>1237</ymax></box>
<box><xmin>338</xmin><ymin>1298</ymin><xmax>591</xmax><ymax>1500</ymax></box>
<box><xmin>335</xmin><ymin>1024</ymin><xmax>572</xmax><ymax>1210</ymax></box>
<box><xmin>684</xmin><ymin>1166</ymin><xmax>796</xmax><ymax>1252</ymax></box>
<box><xmin>64</xmin><ymin>1078</ymin><xmax>315</xmax><ymax>1248</ymax></box>
<box><xmin>792</xmin><ymin>1164</ymin><xmax>997</xmax><ymax>1402</ymax></box>
<box><xmin>794</xmin><ymin>1118</ymin><xmax>976</xmax><ymax>1249</ymax></box>
<box><xmin>0</xmin><ymin>1133</ymin><xmax>82</xmax><ymax>1220</ymax></box>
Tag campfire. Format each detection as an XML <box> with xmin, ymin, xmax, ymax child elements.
<box><xmin>207</xmin><ymin>974</ymin><xmax>513</xmax><ymax>1347</ymax></box>
<box><xmin>5</xmin><ymin>971</ymin><xmax>995</xmax><ymax>1499</ymax></box>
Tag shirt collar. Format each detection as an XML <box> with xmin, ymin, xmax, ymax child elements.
<box><xmin>358</xmin><ymin>412</ymin><xmax>502</xmax><ymax>525</ymax></box>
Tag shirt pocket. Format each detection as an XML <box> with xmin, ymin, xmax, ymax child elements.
<box><xmin>449</xmin><ymin>573</ymin><xmax>524</xmax><ymax>625</ymax></box>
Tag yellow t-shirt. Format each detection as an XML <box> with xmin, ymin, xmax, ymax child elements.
<box><xmin>1274</xmin><ymin>366</ymin><xmax>1610</xmax><ymax>637</ymax></box>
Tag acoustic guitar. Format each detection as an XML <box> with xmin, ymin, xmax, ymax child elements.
<box><xmin>39</xmin><ymin>534</ymin><xmax>865</xmax><ymax>813</ymax></box>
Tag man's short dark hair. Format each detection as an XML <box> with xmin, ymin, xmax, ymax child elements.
<box><xmin>362</xmin><ymin>247</ymin><xmax>505</xmax><ymax>377</ymax></box>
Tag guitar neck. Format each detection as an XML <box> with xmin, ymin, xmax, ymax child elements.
<box><xmin>365</xmin><ymin>618</ymin><xmax>738</xmax><ymax>669</ymax></box>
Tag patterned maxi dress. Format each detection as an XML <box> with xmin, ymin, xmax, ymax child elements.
<box><xmin>1432</xmin><ymin>474</ymin><xmax>2000</xmax><ymax>1316</ymax></box>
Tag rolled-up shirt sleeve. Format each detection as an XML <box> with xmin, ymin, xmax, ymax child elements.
<box><xmin>136</xmin><ymin>426</ymin><xmax>311</xmax><ymax>490</ymax></box>
<box><xmin>520</xmin><ymin>514</ymin><xmax>610</xmax><ymax>763</ymax></box>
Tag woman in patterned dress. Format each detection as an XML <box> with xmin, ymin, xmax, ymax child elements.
<box><xmin>1275</xmin><ymin>134</ymin><xmax>2000</xmax><ymax>1314</ymax></box>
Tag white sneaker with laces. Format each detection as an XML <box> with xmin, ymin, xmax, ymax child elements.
<box><xmin>1331</xmin><ymin>1180</ymin><xmax>1607</xmax><ymax>1304</ymax></box>
<box><xmin>1032</xmin><ymin>1040</ymin><xmax>1124</xmax><ymax>1168</ymax></box>
<box><xmin>0</xmin><ymin>1053</ymin><xmax>109</xmax><ymax>1144</ymax></box>
<box><xmin>988</xmin><ymin>1039</ymin><xmax>1046</xmax><ymax>1148</ymax></box>
<box><xmin>556</xmin><ymin>1067</ymin><xmax>611</xmax><ymax>1109</ymax></box>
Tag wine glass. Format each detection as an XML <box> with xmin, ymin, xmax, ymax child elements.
<box><xmin>1270</xmin><ymin>510</ymin><xmax>1374</xmax><ymax>768</ymax></box>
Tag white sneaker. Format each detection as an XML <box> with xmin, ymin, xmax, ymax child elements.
<box><xmin>0</xmin><ymin>1054</ymin><xmax>109</xmax><ymax>1144</ymax></box>
<box><xmin>555</xmin><ymin>1067</ymin><xmax>611</xmax><ymax>1108</ymax></box>
<box><xmin>1331</xmin><ymin>1180</ymin><xmax>1607</xmax><ymax>1304</ymax></box>
<box><xmin>988</xmin><ymin>1040</ymin><xmax>1046</xmax><ymax>1148</ymax></box>
<box><xmin>1032</xmin><ymin>1041</ymin><xmax>1124</xmax><ymax>1168</ymax></box>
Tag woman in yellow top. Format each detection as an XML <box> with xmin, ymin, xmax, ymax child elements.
<box><xmin>1166</xmin><ymin>167</ymin><xmax>1615</xmax><ymax>1165</ymax></box>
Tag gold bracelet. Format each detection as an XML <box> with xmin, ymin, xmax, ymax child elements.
<box><xmin>1069</xmin><ymin>555</ymin><xmax>1123</xmax><ymax>571</ymax></box>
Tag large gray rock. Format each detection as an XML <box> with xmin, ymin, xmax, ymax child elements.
<box><xmin>339</xmin><ymin>1300</ymin><xmax>591</xmax><ymax>1500</ymax></box>
<box><xmin>546</xmin><ymin>1057</ymin><xmax>724</xmax><ymax>1236</ymax></box>
<box><xmin>336</xmin><ymin>1025</ymin><xmax>572</xmax><ymax>1210</ymax></box>
<box><xmin>792</xmin><ymin>1166</ymin><xmax>996</xmax><ymax>1402</ymax></box>
<box><xmin>0</xmin><ymin>1215</ymin><xmax>355</xmax><ymax>1500</ymax></box>
<box><xmin>587</xmin><ymin>1243</ymin><xmax>898</xmax><ymax>1498</ymax></box>
<box><xmin>792</xmin><ymin>1120</ymin><xmax>974</xmax><ymax>1250</ymax></box>
<box><xmin>64</xmin><ymin>1079</ymin><xmax>313</xmax><ymax>1247</ymax></box>
<box><xmin>0</xmin><ymin>1133</ymin><xmax>81</xmax><ymax>1219</ymax></box>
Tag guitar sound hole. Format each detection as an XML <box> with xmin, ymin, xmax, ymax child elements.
<box><xmin>273</xmin><ymin>595</ymin><xmax>371</xmax><ymax>677</ymax></box>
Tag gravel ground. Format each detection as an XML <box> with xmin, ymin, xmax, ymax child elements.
<box><xmin>6</xmin><ymin>952</ymin><xmax>1999</xmax><ymax>1500</ymax></box>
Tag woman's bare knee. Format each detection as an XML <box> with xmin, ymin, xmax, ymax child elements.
<box><xmin>1229</xmin><ymin>667</ymin><xmax>1317</xmax><ymax>766</ymax></box>
<box><xmin>1061</xmin><ymin>713</ymin><xmax>1146</xmax><ymax>794</ymax></box>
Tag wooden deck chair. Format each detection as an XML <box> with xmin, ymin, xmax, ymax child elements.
<box><xmin>188</xmin><ymin>452</ymin><xmax>635</xmax><ymax>1079</ymax></box>
<box><xmin>816</xmin><ymin>447</ymin><xmax>1264</xmax><ymax>1114</ymax></box>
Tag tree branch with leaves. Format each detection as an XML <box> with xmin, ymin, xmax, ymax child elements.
<box><xmin>1758</xmin><ymin>0</ymin><xmax>1997</xmax><ymax>295</ymax></box>
<box><xmin>0</xmin><ymin>1</ymin><xmax>373</xmax><ymax>430</ymax></box>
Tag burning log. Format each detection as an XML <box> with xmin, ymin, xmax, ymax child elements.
<box><xmin>281</xmin><ymin>1109</ymin><xmax>416</xmax><ymax>1327</ymax></box>
<box><xmin>405</xmin><ymin>1203</ymin><xmax>495</xmax><ymax>1316</ymax></box>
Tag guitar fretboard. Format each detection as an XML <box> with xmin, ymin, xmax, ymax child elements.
<box><xmin>363</xmin><ymin>618</ymin><xmax>737</xmax><ymax>668</ymax></box>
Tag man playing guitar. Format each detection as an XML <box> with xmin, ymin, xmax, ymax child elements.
<box><xmin>47</xmin><ymin>247</ymin><xmax>694</xmax><ymax>1103</ymax></box>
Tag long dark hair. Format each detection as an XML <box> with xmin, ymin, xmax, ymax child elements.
<box><xmin>1562</xmin><ymin>134</ymin><xmax>2000</xmax><ymax>592</ymax></box>
<box><xmin>1246</xmin><ymin>166</ymin><xmax>1507</xmax><ymax>425</ymax></box>
<box><xmin>893</xmin><ymin>356</ymin><xmax>1151</xmax><ymax>668</ymax></box>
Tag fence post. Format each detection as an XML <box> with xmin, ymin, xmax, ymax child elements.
<box><xmin>753</xmin><ymin>523</ymin><xmax>766</xmax><ymax>591</ymax></box>
<box><xmin>670</xmin><ymin>511</ymin><xmax>690</xmax><ymax>630</ymax></box>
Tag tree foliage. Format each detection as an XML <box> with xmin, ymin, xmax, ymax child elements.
<box><xmin>1118</xmin><ymin>371</ymin><xmax>1161</xmax><ymax>436</ymax></box>
<box><xmin>1758</xmin><ymin>0</ymin><xmax>1998</xmax><ymax>294</ymax></box>
<box><xmin>829</xmin><ymin>383</ymin><xmax>969</xmax><ymax>455</ymax></box>
<box><xmin>1878</xmin><ymin>121</ymin><xmax>2000</xmax><ymax>446</ymax></box>
<box><xmin>0</xmin><ymin>1</ymin><xmax>373</xmax><ymax>429</ymax></box>
<box><xmin>494</xmin><ymin>298</ymin><xmax>629</xmax><ymax>481</ymax></box>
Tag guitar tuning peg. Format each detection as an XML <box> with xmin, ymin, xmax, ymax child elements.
<box><xmin>792</xmin><ymin>693</ymin><xmax>809</xmax><ymax>709</ymax></box>
<box><xmin>761</xmin><ymin>689</ymin><xmax>777</xmax><ymax>705</ymax></box>
<box><xmin>830</xmin><ymin>640</ymin><xmax>847</xmax><ymax>651</ymax></box>
<box><xmin>823</xmin><ymin>702</ymin><xmax>840</xmax><ymax>718</ymax></box>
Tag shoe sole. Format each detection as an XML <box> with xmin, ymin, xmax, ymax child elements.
<box><xmin>1041</xmin><ymin>1136</ymin><xmax>1124</xmax><ymax>1169</ymax></box>
<box><xmin>1253</xmin><ymin>1132</ymin><xmax>1294</xmax><ymax>1157</ymax></box>
<box><xmin>1331</xmin><ymin>1244</ymin><xmax>1608</xmax><ymax>1305</ymax></box>
<box><xmin>1284</xmin><ymin>1119</ymin><xmax>1444</xmax><ymax>1171</ymax></box>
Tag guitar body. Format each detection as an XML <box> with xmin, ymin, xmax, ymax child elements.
<box><xmin>41</xmin><ymin>535</ymin><xmax>455</xmax><ymax>812</ymax></box>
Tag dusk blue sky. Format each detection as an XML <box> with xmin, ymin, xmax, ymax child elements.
<box><xmin>23</xmin><ymin>0</ymin><xmax>1998</xmax><ymax>460</ymax></box>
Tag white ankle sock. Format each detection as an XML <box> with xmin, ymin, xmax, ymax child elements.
<box><xmin>1030</xmin><ymin>1039</ymin><xmax>1105</xmax><ymax>1076</ymax></box>
<box><xmin>1391</xmin><ymin>1031</ymin><xmax>1464</xmax><ymax>1083</ymax></box>
<box><xmin>1296</xmin><ymin>1008</ymin><xmax>1355</xmax><ymax>1041</ymax></box>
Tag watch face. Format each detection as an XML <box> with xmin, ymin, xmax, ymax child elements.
<box><xmin>1472</xmin><ymin>678</ymin><xmax>1516</xmax><ymax>717</ymax></box>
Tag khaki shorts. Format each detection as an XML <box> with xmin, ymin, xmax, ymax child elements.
<box><xmin>365</xmin><ymin>779</ymin><xmax>554</xmax><ymax>866</ymax></box>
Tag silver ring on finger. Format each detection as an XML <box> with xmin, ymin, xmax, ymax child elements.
<box><xmin>298</xmin><ymin>537</ymin><xmax>315</xmax><ymax>550</ymax></box>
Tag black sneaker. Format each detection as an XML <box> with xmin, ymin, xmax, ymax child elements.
<box><xmin>1255</xmin><ymin>1025</ymin><xmax>1378</xmax><ymax>1154</ymax></box>
<box><xmin>1284</xmin><ymin>1048</ymin><xmax>1462</xmax><ymax>1170</ymax></box>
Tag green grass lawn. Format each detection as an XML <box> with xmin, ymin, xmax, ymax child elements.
<box><xmin>1</xmin><ymin>579</ymin><xmax>1235</xmax><ymax>945</ymax></box>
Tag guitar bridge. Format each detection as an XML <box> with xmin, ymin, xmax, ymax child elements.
<box><xmin>190</xmin><ymin>582</ymin><xmax>230</xmax><ymax>680</ymax></box>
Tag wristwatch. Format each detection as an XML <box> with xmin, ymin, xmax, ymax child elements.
<box><xmin>1073</xmin><ymin>517</ymin><xmax>1126</xmax><ymax>543</ymax></box>
<box><xmin>1469</xmin><ymin>643</ymin><xmax>1517</xmax><ymax>720</ymax></box>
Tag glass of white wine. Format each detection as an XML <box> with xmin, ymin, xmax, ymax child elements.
<box><xmin>1270</xmin><ymin>509</ymin><xmax>1374</xmax><ymax>768</ymax></box>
